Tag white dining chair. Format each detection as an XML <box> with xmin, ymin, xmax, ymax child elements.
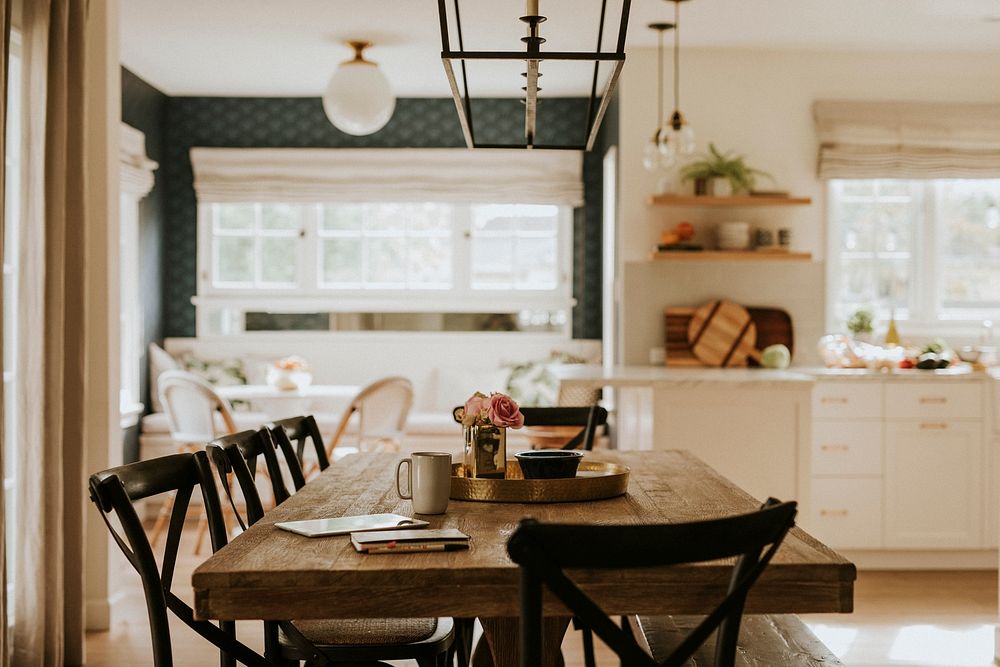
<box><xmin>154</xmin><ymin>370</ymin><xmax>240</xmax><ymax>553</ymax></box>
<box><xmin>317</xmin><ymin>376</ymin><xmax>414</xmax><ymax>470</ymax></box>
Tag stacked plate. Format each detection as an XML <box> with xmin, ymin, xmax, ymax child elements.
<box><xmin>716</xmin><ymin>222</ymin><xmax>750</xmax><ymax>250</ymax></box>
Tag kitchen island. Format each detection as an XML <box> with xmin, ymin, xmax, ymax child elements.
<box><xmin>554</xmin><ymin>364</ymin><xmax>998</xmax><ymax>569</ymax></box>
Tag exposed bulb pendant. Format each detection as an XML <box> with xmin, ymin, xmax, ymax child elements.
<box><xmin>657</xmin><ymin>0</ymin><xmax>695</xmax><ymax>160</ymax></box>
<box><xmin>642</xmin><ymin>22</ymin><xmax>675</xmax><ymax>172</ymax></box>
<box><xmin>323</xmin><ymin>41</ymin><xmax>396</xmax><ymax>136</ymax></box>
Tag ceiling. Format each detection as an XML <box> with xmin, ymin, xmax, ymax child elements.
<box><xmin>121</xmin><ymin>0</ymin><xmax>1000</xmax><ymax>97</ymax></box>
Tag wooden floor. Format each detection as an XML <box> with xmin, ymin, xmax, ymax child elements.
<box><xmin>86</xmin><ymin>522</ymin><xmax>1000</xmax><ymax>666</ymax></box>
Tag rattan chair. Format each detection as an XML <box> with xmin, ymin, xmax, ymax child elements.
<box><xmin>88</xmin><ymin>452</ymin><xmax>269</xmax><ymax>667</ymax></box>
<box><xmin>155</xmin><ymin>370</ymin><xmax>240</xmax><ymax>553</ymax></box>
<box><xmin>207</xmin><ymin>428</ymin><xmax>454</xmax><ymax>666</ymax></box>
<box><xmin>507</xmin><ymin>498</ymin><xmax>798</xmax><ymax>667</ymax></box>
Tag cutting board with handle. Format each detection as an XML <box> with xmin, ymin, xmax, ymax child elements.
<box><xmin>688</xmin><ymin>300</ymin><xmax>761</xmax><ymax>367</ymax></box>
<box><xmin>664</xmin><ymin>305</ymin><xmax>794</xmax><ymax>367</ymax></box>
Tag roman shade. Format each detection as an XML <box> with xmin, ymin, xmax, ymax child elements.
<box><xmin>190</xmin><ymin>147</ymin><xmax>584</xmax><ymax>206</ymax></box>
<box><xmin>814</xmin><ymin>100</ymin><xmax>1000</xmax><ymax>179</ymax></box>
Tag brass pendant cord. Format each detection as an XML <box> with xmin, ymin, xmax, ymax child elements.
<box><xmin>657</xmin><ymin>27</ymin><xmax>665</xmax><ymax>131</ymax></box>
<box><xmin>673</xmin><ymin>0</ymin><xmax>681</xmax><ymax>117</ymax></box>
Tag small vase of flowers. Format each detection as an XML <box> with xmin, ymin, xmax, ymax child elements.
<box><xmin>266</xmin><ymin>355</ymin><xmax>312</xmax><ymax>391</ymax></box>
<box><xmin>454</xmin><ymin>392</ymin><xmax>524</xmax><ymax>479</ymax></box>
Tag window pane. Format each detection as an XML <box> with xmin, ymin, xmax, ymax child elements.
<box><xmin>216</xmin><ymin>237</ymin><xmax>254</xmax><ymax>283</ymax></box>
<box><xmin>830</xmin><ymin>180</ymin><xmax>917</xmax><ymax>320</ymax></box>
<box><xmin>259</xmin><ymin>237</ymin><xmax>298</xmax><ymax>285</ymax></box>
<box><xmin>515</xmin><ymin>237</ymin><xmax>557</xmax><ymax>288</ymax></box>
<box><xmin>321</xmin><ymin>204</ymin><xmax>363</xmax><ymax>232</ymax></box>
<box><xmin>216</xmin><ymin>204</ymin><xmax>255</xmax><ymax>231</ymax></box>
<box><xmin>364</xmin><ymin>204</ymin><xmax>407</xmax><ymax>233</ymax></box>
<box><xmin>406</xmin><ymin>203</ymin><xmax>452</xmax><ymax>233</ymax></box>
<box><xmin>261</xmin><ymin>203</ymin><xmax>303</xmax><ymax>232</ymax></box>
<box><xmin>938</xmin><ymin>179</ymin><xmax>1000</xmax><ymax>309</ymax></box>
<box><xmin>321</xmin><ymin>239</ymin><xmax>362</xmax><ymax>284</ymax></box>
<box><xmin>471</xmin><ymin>204</ymin><xmax>559</xmax><ymax>290</ymax></box>
<box><xmin>365</xmin><ymin>238</ymin><xmax>406</xmax><ymax>285</ymax></box>
<box><xmin>471</xmin><ymin>236</ymin><xmax>514</xmax><ymax>288</ymax></box>
<box><xmin>407</xmin><ymin>236</ymin><xmax>451</xmax><ymax>287</ymax></box>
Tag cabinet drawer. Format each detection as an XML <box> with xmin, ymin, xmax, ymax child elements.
<box><xmin>885</xmin><ymin>382</ymin><xmax>982</xmax><ymax>420</ymax></box>
<box><xmin>813</xmin><ymin>383</ymin><xmax>882</xmax><ymax>420</ymax></box>
<box><xmin>807</xmin><ymin>477</ymin><xmax>882</xmax><ymax>549</ymax></box>
<box><xmin>812</xmin><ymin>421</ymin><xmax>882</xmax><ymax>475</ymax></box>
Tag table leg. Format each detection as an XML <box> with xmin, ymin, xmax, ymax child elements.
<box><xmin>473</xmin><ymin>616</ymin><xmax>570</xmax><ymax>667</ymax></box>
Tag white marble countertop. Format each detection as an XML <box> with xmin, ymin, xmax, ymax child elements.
<box><xmin>552</xmin><ymin>364</ymin><xmax>990</xmax><ymax>387</ymax></box>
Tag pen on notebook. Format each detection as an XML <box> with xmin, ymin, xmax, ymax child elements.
<box><xmin>366</xmin><ymin>543</ymin><xmax>449</xmax><ymax>553</ymax></box>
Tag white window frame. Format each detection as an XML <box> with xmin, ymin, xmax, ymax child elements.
<box><xmin>826</xmin><ymin>178</ymin><xmax>1000</xmax><ymax>336</ymax></box>
<box><xmin>119</xmin><ymin>123</ymin><xmax>158</xmax><ymax>427</ymax></box>
<box><xmin>193</xmin><ymin>201</ymin><xmax>575</xmax><ymax>335</ymax></box>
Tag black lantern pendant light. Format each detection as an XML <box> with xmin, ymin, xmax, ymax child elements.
<box><xmin>437</xmin><ymin>0</ymin><xmax>632</xmax><ymax>150</ymax></box>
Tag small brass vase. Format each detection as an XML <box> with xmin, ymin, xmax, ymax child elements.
<box><xmin>463</xmin><ymin>425</ymin><xmax>506</xmax><ymax>479</ymax></box>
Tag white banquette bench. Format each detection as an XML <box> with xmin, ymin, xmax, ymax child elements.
<box><xmin>140</xmin><ymin>333</ymin><xmax>601</xmax><ymax>461</ymax></box>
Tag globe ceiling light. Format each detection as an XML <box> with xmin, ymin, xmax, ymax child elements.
<box><xmin>656</xmin><ymin>0</ymin><xmax>695</xmax><ymax>162</ymax></box>
<box><xmin>323</xmin><ymin>41</ymin><xmax>395</xmax><ymax>136</ymax></box>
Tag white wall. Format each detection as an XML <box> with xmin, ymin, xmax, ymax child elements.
<box><xmin>617</xmin><ymin>48</ymin><xmax>1000</xmax><ymax>365</ymax></box>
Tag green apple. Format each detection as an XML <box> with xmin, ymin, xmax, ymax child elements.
<box><xmin>761</xmin><ymin>344</ymin><xmax>791</xmax><ymax>369</ymax></box>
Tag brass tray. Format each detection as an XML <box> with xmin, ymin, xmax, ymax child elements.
<box><xmin>450</xmin><ymin>459</ymin><xmax>629</xmax><ymax>503</ymax></box>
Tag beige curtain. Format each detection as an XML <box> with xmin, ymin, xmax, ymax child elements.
<box><xmin>0</xmin><ymin>0</ymin><xmax>11</xmax><ymax>664</ymax></box>
<box><xmin>12</xmin><ymin>0</ymin><xmax>87</xmax><ymax>665</ymax></box>
<box><xmin>814</xmin><ymin>100</ymin><xmax>1000</xmax><ymax>179</ymax></box>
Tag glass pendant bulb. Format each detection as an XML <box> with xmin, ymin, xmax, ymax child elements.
<box><xmin>656</xmin><ymin>125</ymin><xmax>677</xmax><ymax>167</ymax></box>
<box><xmin>643</xmin><ymin>139</ymin><xmax>662</xmax><ymax>172</ymax></box>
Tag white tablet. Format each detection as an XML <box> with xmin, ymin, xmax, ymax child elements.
<box><xmin>275</xmin><ymin>513</ymin><xmax>429</xmax><ymax>538</ymax></box>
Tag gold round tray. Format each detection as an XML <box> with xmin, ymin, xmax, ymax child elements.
<box><xmin>450</xmin><ymin>459</ymin><xmax>630</xmax><ymax>503</ymax></box>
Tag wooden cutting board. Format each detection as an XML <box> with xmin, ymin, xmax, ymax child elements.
<box><xmin>664</xmin><ymin>305</ymin><xmax>793</xmax><ymax>367</ymax></box>
<box><xmin>688</xmin><ymin>300</ymin><xmax>760</xmax><ymax>367</ymax></box>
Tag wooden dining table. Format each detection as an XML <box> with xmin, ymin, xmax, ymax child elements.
<box><xmin>193</xmin><ymin>450</ymin><xmax>855</xmax><ymax>665</ymax></box>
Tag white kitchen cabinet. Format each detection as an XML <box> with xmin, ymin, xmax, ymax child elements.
<box><xmin>884</xmin><ymin>420</ymin><xmax>983</xmax><ymax>548</ymax></box>
<box><xmin>809</xmin><ymin>477</ymin><xmax>883</xmax><ymax>549</ymax></box>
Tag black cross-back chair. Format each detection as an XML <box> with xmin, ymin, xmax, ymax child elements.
<box><xmin>266</xmin><ymin>415</ymin><xmax>329</xmax><ymax>491</ymax></box>
<box><xmin>507</xmin><ymin>498</ymin><xmax>798</xmax><ymax>667</ymax></box>
<box><xmin>451</xmin><ymin>405</ymin><xmax>609</xmax><ymax>451</ymax></box>
<box><xmin>88</xmin><ymin>452</ymin><xmax>271</xmax><ymax>667</ymax></box>
<box><xmin>208</xmin><ymin>429</ymin><xmax>455</xmax><ymax>667</ymax></box>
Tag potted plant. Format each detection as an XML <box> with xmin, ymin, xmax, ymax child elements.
<box><xmin>680</xmin><ymin>143</ymin><xmax>770</xmax><ymax>196</ymax></box>
<box><xmin>846</xmin><ymin>308</ymin><xmax>874</xmax><ymax>341</ymax></box>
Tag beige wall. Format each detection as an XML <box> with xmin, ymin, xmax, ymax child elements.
<box><xmin>618</xmin><ymin>47</ymin><xmax>1000</xmax><ymax>365</ymax></box>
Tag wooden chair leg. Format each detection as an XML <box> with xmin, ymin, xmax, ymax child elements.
<box><xmin>147</xmin><ymin>491</ymin><xmax>174</xmax><ymax>548</ymax></box>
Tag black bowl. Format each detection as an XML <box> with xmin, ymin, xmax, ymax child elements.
<box><xmin>515</xmin><ymin>450</ymin><xmax>585</xmax><ymax>479</ymax></box>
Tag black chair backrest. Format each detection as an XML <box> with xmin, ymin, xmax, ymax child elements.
<box><xmin>207</xmin><ymin>428</ymin><xmax>291</xmax><ymax>530</ymax></box>
<box><xmin>507</xmin><ymin>498</ymin><xmax>798</xmax><ymax>667</ymax></box>
<box><xmin>519</xmin><ymin>406</ymin><xmax>608</xmax><ymax>451</ymax></box>
<box><xmin>267</xmin><ymin>415</ymin><xmax>329</xmax><ymax>489</ymax></box>
<box><xmin>88</xmin><ymin>452</ymin><xmax>269</xmax><ymax>667</ymax></box>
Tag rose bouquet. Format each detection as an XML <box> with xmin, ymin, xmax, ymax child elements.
<box><xmin>266</xmin><ymin>355</ymin><xmax>312</xmax><ymax>390</ymax></box>
<box><xmin>455</xmin><ymin>392</ymin><xmax>523</xmax><ymax>479</ymax></box>
<box><xmin>456</xmin><ymin>391</ymin><xmax>524</xmax><ymax>429</ymax></box>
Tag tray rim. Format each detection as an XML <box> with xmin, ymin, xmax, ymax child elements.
<box><xmin>450</xmin><ymin>459</ymin><xmax>630</xmax><ymax>503</ymax></box>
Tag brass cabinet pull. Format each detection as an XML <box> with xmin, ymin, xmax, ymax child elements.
<box><xmin>919</xmin><ymin>422</ymin><xmax>948</xmax><ymax>430</ymax></box>
<box><xmin>819</xmin><ymin>509</ymin><xmax>849</xmax><ymax>517</ymax></box>
<box><xmin>919</xmin><ymin>396</ymin><xmax>947</xmax><ymax>404</ymax></box>
<box><xmin>820</xmin><ymin>444</ymin><xmax>849</xmax><ymax>452</ymax></box>
<box><xmin>820</xmin><ymin>397</ymin><xmax>848</xmax><ymax>404</ymax></box>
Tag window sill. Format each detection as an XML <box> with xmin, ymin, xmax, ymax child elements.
<box><xmin>120</xmin><ymin>403</ymin><xmax>144</xmax><ymax>430</ymax></box>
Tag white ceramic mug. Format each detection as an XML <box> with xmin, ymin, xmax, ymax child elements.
<box><xmin>395</xmin><ymin>452</ymin><xmax>452</xmax><ymax>514</ymax></box>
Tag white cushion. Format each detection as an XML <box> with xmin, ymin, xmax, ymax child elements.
<box><xmin>140</xmin><ymin>410</ymin><xmax>271</xmax><ymax>435</ymax></box>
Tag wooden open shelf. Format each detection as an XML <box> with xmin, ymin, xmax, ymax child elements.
<box><xmin>647</xmin><ymin>194</ymin><xmax>812</xmax><ymax>207</ymax></box>
<box><xmin>650</xmin><ymin>250</ymin><xmax>813</xmax><ymax>262</ymax></box>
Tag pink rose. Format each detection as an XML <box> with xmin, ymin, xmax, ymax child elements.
<box><xmin>488</xmin><ymin>393</ymin><xmax>524</xmax><ymax>429</ymax></box>
<box><xmin>462</xmin><ymin>393</ymin><xmax>489</xmax><ymax>427</ymax></box>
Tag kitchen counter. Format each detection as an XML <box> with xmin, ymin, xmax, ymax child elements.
<box><xmin>553</xmin><ymin>364</ymin><xmax>986</xmax><ymax>389</ymax></box>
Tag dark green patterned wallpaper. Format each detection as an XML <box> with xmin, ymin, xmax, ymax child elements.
<box><xmin>161</xmin><ymin>95</ymin><xmax>611</xmax><ymax>339</ymax></box>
